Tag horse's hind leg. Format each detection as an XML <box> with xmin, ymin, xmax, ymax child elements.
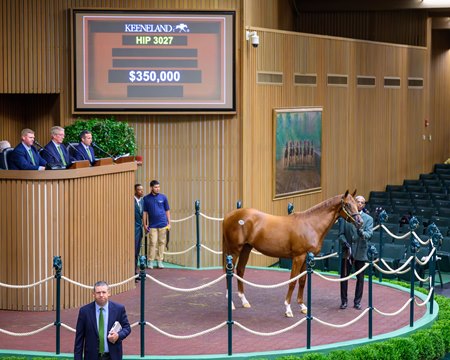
<box><xmin>236</xmin><ymin>244</ymin><xmax>252</xmax><ymax>308</ymax></box>
<box><xmin>297</xmin><ymin>259</ymin><xmax>308</xmax><ymax>314</ymax></box>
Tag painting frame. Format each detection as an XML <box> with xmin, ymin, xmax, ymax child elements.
<box><xmin>273</xmin><ymin>107</ymin><xmax>322</xmax><ymax>199</ymax></box>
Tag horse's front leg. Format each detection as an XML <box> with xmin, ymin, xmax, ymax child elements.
<box><xmin>296</xmin><ymin>259</ymin><xmax>308</xmax><ymax>314</ymax></box>
<box><xmin>285</xmin><ymin>255</ymin><xmax>304</xmax><ymax>317</ymax></box>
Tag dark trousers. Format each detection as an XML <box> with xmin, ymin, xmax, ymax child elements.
<box><xmin>340</xmin><ymin>258</ymin><xmax>365</xmax><ymax>305</ymax></box>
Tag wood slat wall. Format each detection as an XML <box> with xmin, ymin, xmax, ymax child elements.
<box><xmin>0</xmin><ymin>1</ymin><xmax>448</xmax><ymax>274</ymax></box>
<box><xmin>240</xmin><ymin>28</ymin><xmax>444</xmax><ymax>267</ymax></box>
<box><xmin>430</xmin><ymin>30</ymin><xmax>450</xmax><ymax>162</ymax></box>
<box><xmin>0</xmin><ymin>163</ymin><xmax>136</xmax><ymax>310</ymax></box>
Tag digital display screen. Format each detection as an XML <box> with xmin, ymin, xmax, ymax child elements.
<box><xmin>72</xmin><ymin>10</ymin><xmax>235</xmax><ymax>113</ymax></box>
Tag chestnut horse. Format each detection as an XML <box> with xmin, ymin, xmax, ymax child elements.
<box><xmin>222</xmin><ymin>191</ymin><xmax>363</xmax><ymax>317</ymax></box>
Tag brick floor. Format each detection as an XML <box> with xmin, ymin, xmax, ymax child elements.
<box><xmin>0</xmin><ymin>268</ymin><xmax>430</xmax><ymax>357</ymax></box>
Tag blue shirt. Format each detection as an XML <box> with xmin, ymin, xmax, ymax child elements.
<box><xmin>143</xmin><ymin>192</ymin><xmax>170</xmax><ymax>228</ymax></box>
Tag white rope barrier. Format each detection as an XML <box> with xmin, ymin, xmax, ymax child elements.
<box><xmin>373</xmin><ymin>298</ymin><xmax>412</xmax><ymax>316</ymax></box>
<box><xmin>199</xmin><ymin>212</ymin><xmax>223</xmax><ymax>221</ymax></box>
<box><xmin>0</xmin><ymin>276</ymin><xmax>54</xmax><ymax>289</ymax></box>
<box><xmin>61</xmin><ymin>275</ymin><xmax>136</xmax><ymax>289</ymax></box>
<box><xmin>234</xmin><ymin>318</ymin><xmax>307</xmax><ymax>336</ymax></box>
<box><xmin>146</xmin><ymin>273</ymin><xmax>226</xmax><ymax>292</ymax></box>
<box><xmin>234</xmin><ymin>271</ymin><xmax>307</xmax><ymax>289</ymax></box>
<box><xmin>414</xmin><ymin>269</ymin><xmax>429</xmax><ymax>283</ymax></box>
<box><xmin>146</xmin><ymin>321</ymin><xmax>227</xmax><ymax>339</ymax></box>
<box><xmin>170</xmin><ymin>214</ymin><xmax>195</xmax><ymax>223</ymax></box>
<box><xmin>109</xmin><ymin>275</ymin><xmax>137</xmax><ymax>288</ymax></box>
<box><xmin>380</xmin><ymin>225</ymin><xmax>411</xmax><ymax>240</ymax></box>
<box><xmin>314</xmin><ymin>251</ymin><xmax>338</xmax><ymax>261</ymax></box>
<box><xmin>313</xmin><ymin>263</ymin><xmax>370</xmax><ymax>282</ymax></box>
<box><xmin>61</xmin><ymin>323</ymin><xmax>76</xmax><ymax>332</ymax></box>
<box><xmin>165</xmin><ymin>244</ymin><xmax>196</xmax><ymax>256</ymax></box>
<box><xmin>0</xmin><ymin>322</ymin><xmax>54</xmax><ymax>336</ymax></box>
<box><xmin>314</xmin><ymin>308</ymin><xmax>369</xmax><ymax>328</ymax></box>
<box><xmin>416</xmin><ymin>247</ymin><xmax>436</xmax><ymax>266</ymax></box>
<box><xmin>373</xmin><ymin>257</ymin><xmax>413</xmax><ymax>275</ymax></box>
<box><xmin>200</xmin><ymin>244</ymin><xmax>222</xmax><ymax>255</ymax></box>
<box><xmin>414</xmin><ymin>232</ymin><xmax>431</xmax><ymax>246</ymax></box>
<box><xmin>60</xmin><ymin>276</ymin><xmax>93</xmax><ymax>289</ymax></box>
<box><xmin>415</xmin><ymin>287</ymin><xmax>434</xmax><ymax>307</ymax></box>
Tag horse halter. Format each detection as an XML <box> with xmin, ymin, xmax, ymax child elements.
<box><xmin>340</xmin><ymin>199</ymin><xmax>360</xmax><ymax>224</ymax></box>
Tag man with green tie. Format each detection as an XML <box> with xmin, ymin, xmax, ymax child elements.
<box><xmin>41</xmin><ymin>126</ymin><xmax>73</xmax><ymax>167</ymax></box>
<box><xmin>74</xmin><ymin>281</ymin><xmax>131</xmax><ymax>360</ymax></box>
<box><xmin>9</xmin><ymin>128</ymin><xmax>47</xmax><ymax>170</ymax></box>
<box><xmin>73</xmin><ymin>130</ymin><xmax>96</xmax><ymax>165</ymax></box>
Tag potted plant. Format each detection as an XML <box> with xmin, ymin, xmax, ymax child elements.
<box><xmin>64</xmin><ymin>117</ymin><xmax>137</xmax><ymax>158</ymax></box>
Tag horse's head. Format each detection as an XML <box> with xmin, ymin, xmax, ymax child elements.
<box><xmin>340</xmin><ymin>190</ymin><xmax>364</xmax><ymax>228</ymax></box>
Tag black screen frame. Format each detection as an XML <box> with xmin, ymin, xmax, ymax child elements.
<box><xmin>71</xmin><ymin>9</ymin><xmax>236</xmax><ymax>114</ymax></box>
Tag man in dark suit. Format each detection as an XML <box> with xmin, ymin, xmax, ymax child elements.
<box><xmin>9</xmin><ymin>128</ymin><xmax>47</xmax><ymax>170</ymax></box>
<box><xmin>41</xmin><ymin>126</ymin><xmax>73</xmax><ymax>167</ymax></box>
<box><xmin>73</xmin><ymin>130</ymin><xmax>96</xmax><ymax>165</ymax></box>
<box><xmin>339</xmin><ymin>195</ymin><xmax>374</xmax><ymax>310</ymax></box>
<box><xmin>134</xmin><ymin>184</ymin><xmax>144</xmax><ymax>280</ymax></box>
<box><xmin>74</xmin><ymin>281</ymin><xmax>131</xmax><ymax>360</ymax></box>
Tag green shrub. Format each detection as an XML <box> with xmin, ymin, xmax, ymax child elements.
<box><xmin>386</xmin><ymin>337</ymin><xmax>418</xmax><ymax>359</ymax></box>
<box><xmin>348</xmin><ymin>344</ymin><xmax>379</xmax><ymax>360</ymax></box>
<box><xmin>64</xmin><ymin>117</ymin><xmax>137</xmax><ymax>157</ymax></box>
<box><xmin>272</xmin><ymin>292</ymin><xmax>450</xmax><ymax>360</ymax></box>
<box><xmin>299</xmin><ymin>353</ymin><xmax>327</xmax><ymax>360</ymax></box>
<box><xmin>326</xmin><ymin>350</ymin><xmax>352</xmax><ymax>360</ymax></box>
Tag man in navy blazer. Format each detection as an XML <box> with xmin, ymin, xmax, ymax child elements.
<box><xmin>41</xmin><ymin>126</ymin><xmax>73</xmax><ymax>167</ymax></box>
<box><xmin>73</xmin><ymin>130</ymin><xmax>96</xmax><ymax>165</ymax></box>
<box><xmin>74</xmin><ymin>281</ymin><xmax>131</xmax><ymax>360</ymax></box>
<box><xmin>9</xmin><ymin>128</ymin><xmax>47</xmax><ymax>170</ymax></box>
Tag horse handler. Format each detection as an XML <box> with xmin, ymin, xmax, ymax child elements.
<box><xmin>338</xmin><ymin>195</ymin><xmax>373</xmax><ymax>310</ymax></box>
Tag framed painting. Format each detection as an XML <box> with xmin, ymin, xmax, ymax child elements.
<box><xmin>273</xmin><ymin>107</ymin><xmax>322</xmax><ymax>199</ymax></box>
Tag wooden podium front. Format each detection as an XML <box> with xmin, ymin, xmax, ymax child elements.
<box><xmin>0</xmin><ymin>162</ymin><xmax>137</xmax><ymax>310</ymax></box>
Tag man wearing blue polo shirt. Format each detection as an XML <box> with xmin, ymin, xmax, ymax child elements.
<box><xmin>143</xmin><ymin>180</ymin><xmax>171</xmax><ymax>269</ymax></box>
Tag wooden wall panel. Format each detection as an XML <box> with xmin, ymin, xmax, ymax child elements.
<box><xmin>243</xmin><ymin>0</ymin><xmax>294</xmax><ymax>31</ymax></box>
<box><xmin>0</xmin><ymin>164</ymin><xmax>136</xmax><ymax>310</ymax></box>
<box><xmin>0</xmin><ymin>1</ymin><xmax>449</xmax><ymax>274</ymax></box>
<box><xmin>241</xmin><ymin>28</ymin><xmax>443</xmax><ymax>269</ymax></box>
<box><xmin>430</xmin><ymin>30</ymin><xmax>450</xmax><ymax>165</ymax></box>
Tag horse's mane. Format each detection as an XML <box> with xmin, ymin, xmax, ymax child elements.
<box><xmin>297</xmin><ymin>194</ymin><xmax>342</xmax><ymax>216</ymax></box>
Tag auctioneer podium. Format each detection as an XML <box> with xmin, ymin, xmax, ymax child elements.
<box><xmin>0</xmin><ymin>161</ymin><xmax>137</xmax><ymax>310</ymax></box>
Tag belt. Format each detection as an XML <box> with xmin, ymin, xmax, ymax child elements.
<box><xmin>98</xmin><ymin>352</ymin><xmax>110</xmax><ymax>359</ymax></box>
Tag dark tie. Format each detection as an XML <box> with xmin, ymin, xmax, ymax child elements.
<box><xmin>98</xmin><ymin>307</ymin><xmax>105</xmax><ymax>353</ymax></box>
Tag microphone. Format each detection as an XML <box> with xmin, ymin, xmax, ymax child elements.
<box><xmin>34</xmin><ymin>140</ymin><xmax>66</xmax><ymax>170</ymax></box>
<box><xmin>67</xmin><ymin>142</ymin><xmax>87</xmax><ymax>161</ymax></box>
<box><xmin>92</xmin><ymin>142</ymin><xmax>114</xmax><ymax>159</ymax></box>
